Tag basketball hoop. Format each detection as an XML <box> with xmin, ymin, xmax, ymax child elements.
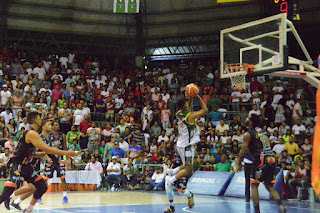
<box><xmin>225</xmin><ymin>63</ymin><xmax>253</xmax><ymax>91</ymax></box>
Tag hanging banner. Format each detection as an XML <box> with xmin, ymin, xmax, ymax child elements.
<box><xmin>114</xmin><ymin>0</ymin><xmax>140</xmax><ymax>14</ymax></box>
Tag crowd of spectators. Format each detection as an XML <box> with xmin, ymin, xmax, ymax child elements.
<box><xmin>0</xmin><ymin>44</ymin><xmax>316</xmax><ymax>197</ymax></box>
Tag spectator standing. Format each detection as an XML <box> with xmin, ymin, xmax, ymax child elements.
<box><xmin>73</xmin><ymin>103</ymin><xmax>86</xmax><ymax>128</ymax></box>
<box><xmin>103</xmin><ymin>137</ymin><xmax>115</xmax><ymax>163</ymax></box>
<box><xmin>58</xmin><ymin>102</ymin><xmax>73</xmax><ymax>134</ymax></box>
<box><xmin>86</xmin><ymin>122</ymin><xmax>101</xmax><ymax>154</ymax></box>
<box><xmin>66</xmin><ymin>126</ymin><xmax>82</xmax><ymax>148</ymax></box>
<box><xmin>161</xmin><ymin>104</ymin><xmax>171</xmax><ymax>130</ymax></box>
<box><xmin>0</xmin><ymin>85</ymin><xmax>11</xmax><ymax>110</ymax></box>
<box><xmin>32</xmin><ymin>62</ymin><xmax>46</xmax><ymax>80</ymax></box>
<box><xmin>292</xmin><ymin>99</ymin><xmax>303</xmax><ymax>123</ymax></box>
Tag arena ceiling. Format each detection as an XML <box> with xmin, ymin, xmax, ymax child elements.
<box><xmin>1</xmin><ymin>0</ymin><xmax>319</xmax><ymax>58</ymax></box>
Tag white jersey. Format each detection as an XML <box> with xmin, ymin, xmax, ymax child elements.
<box><xmin>176</xmin><ymin>110</ymin><xmax>200</xmax><ymax>148</ymax></box>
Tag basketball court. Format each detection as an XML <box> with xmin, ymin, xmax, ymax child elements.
<box><xmin>0</xmin><ymin>191</ymin><xmax>318</xmax><ymax>213</ymax></box>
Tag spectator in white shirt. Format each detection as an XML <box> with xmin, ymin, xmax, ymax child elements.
<box><xmin>148</xmin><ymin>166</ymin><xmax>165</xmax><ymax>190</ymax></box>
<box><xmin>85</xmin><ymin>155</ymin><xmax>103</xmax><ymax>174</ymax></box>
<box><xmin>4</xmin><ymin>137</ymin><xmax>18</xmax><ymax>153</ymax></box>
<box><xmin>248</xmin><ymin>104</ymin><xmax>261</xmax><ymax>118</ymax></box>
<box><xmin>0</xmin><ymin>148</ymin><xmax>10</xmax><ymax>178</ymax></box>
<box><xmin>292</xmin><ymin>99</ymin><xmax>303</xmax><ymax>123</ymax></box>
<box><xmin>292</xmin><ymin>119</ymin><xmax>306</xmax><ymax>139</ymax></box>
<box><xmin>119</xmin><ymin>136</ymin><xmax>129</xmax><ymax>152</ymax></box>
<box><xmin>38</xmin><ymin>83</ymin><xmax>52</xmax><ymax>95</ymax></box>
<box><xmin>105</xmin><ymin>156</ymin><xmax>122</xmax><ymax>189</ymax></box>
<box><xmin>232</xmin><ymin>130</ymin><xmax>244</xmax><ymax>144</ymax></box>
<box><xmin>0</xmin><ymin>108</ymin><xmax>13</xmax><ymax>124</ymax></box>
<box><xmin>32</xmin><ymin>62</ymin><xmax>46</xmax><ymax>80</ymax></box>
<box><xmin>18</xmin><ymin>117</ymin><xmax>29</xmax><ymax>131</ymax></box>
<box><xmin>84</xmin><ymin>155</ymin><xmax>104</xmax><ymax>187</ymax></box>
<box><xmin>59</xmin><ymin>54</ymin><xmax>69</xmax><ymax>68</ymax></box>
<box><xmin>157</xmin><ymin>130</ymin><xmax>169</xmax><ymax>144</ymax></box>
<box><xmin>0</xmin><ymin>85</ymin><xmax>11</xmax><ymax>109</ymax></box>
<box><xmin>273</xmin><ymin>138</ymin><xmax>285</xmax><ymax>158</ymax></box>
<box><xmin>161</xmin><ymin>89</ymin><xmax>170</xmax><ymax>103</ymax></box>
<box><xmin>216</xmin><ymin>119</ymin><xmax>229</xmax><ymax>134</ymax></box>
<box><xmin>73</xmin><ymin>104</ymin><xmax>86</xmax><ymax>127</ymax></box>
<box><xmin>230</xmin><ymin>90</ymin><xmax>241</xmax><ymax>112</ymax></box>
<box><xmin>272</xmin><ymin>80</ymin><xmax>284</xmax><ymax>105</ymax></box>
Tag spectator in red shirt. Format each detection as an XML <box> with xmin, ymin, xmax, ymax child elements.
<box><xmin>52</xmin><ymin>84</ymin><xmax>62</xmax><ymax>103</ymax></box>
<box><xmin>79</xmin><ymin>114</ymin><xmax>91</xmax><ymax>135</ymax></box>
<box><xmin>250</xmin><ymin>77</ymin><xmax>262</xmax><ymax>93</ymax></box>
<box><xmin>203</xmin><ymin>162</ymin><xmax>214</xmax><ymax>171</ymax></box>
<box><xmin>79</xmin><ymin>115</ymin><xmax>91</xmax><ymax>149</ymax></box>
<box><xmin>1</xmin><ymin>47</ymin><xmax>10</xmax><ymax>62</ymax></box>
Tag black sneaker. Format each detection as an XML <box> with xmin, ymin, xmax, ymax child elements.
<box><xmin>11</xmin><ymin>201</ymin><xmax>22</xmax><ymax>211</ymax></box>
<box><xmin>4</xmin><ymin>198</ymin><xmax>10</xmax><ymax>210</ymax></box>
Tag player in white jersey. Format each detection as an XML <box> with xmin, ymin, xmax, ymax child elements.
<box><xmin>164</xmin><ymin>94</ymin><xmax>208</xmax><ymax>213</ymax></box>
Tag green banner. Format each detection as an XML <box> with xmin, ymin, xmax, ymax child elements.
<box><xmin>114</xmin><ymin>0</ymin><xmax>126</xmax><ymax>13</ymax></box>
<box><xmin>128</xmin><ymin>0</ymin><xmax>138</xmax><ymax>13</ymax></box>
<box><xmin>114</xmin><ymin>0</ymin><xmax>139</xmax><ymax>14</ymax></box>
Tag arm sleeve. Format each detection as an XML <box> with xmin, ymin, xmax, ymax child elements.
<box><xmin>84</xmin><ymin>163</ymin><xmax>89</xmax><ymax>171</ymax></box>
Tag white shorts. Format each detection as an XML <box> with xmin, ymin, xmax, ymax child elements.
<box><xmin>177</xmin><ymin>145</ymin><xmax>195</xmax><ymax>166</ymax></box>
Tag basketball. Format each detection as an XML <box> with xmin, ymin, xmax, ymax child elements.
<box><xmin>185</xmin><ymin>83</ymin><xmax>199</xmax><ymax>97</ymax></box>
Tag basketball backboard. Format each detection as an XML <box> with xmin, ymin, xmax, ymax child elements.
<box><xmin>220</xmin><ymin>13</ymin><xmax>288</xmax><ymax>79</ymax></box>
<box><xmin>220</xmin><ymin>13</ymin><xmax>320</xmax><ymax>88</ymax></box>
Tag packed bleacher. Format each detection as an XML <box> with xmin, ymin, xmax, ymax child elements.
<box><xmin>0</xmin><ymin>44</ymin><xmax>316</xmax><ymax>199</ymax></box>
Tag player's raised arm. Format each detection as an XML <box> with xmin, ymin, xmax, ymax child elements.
<box><xmin>26</xmin><ymin>130</ymin><xmax>77</xmax><ymax>157</ymax></box>
<box><xmin>187</xmin><ymin>95</ymin><xmax>208</xmax><ymax>123</ymax></box>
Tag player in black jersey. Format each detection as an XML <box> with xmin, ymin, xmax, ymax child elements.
<box><xmin>9</xmin><ymin>120</ymin><xmax>69</xmax><ymax>209</ymax></box>
<box><xmin>0</xmin><ymin>112</ymin><xmax>78</xmax><ymax>213</ymax></box>
<box><xmin>44</xmin><ymin>120</ymin><xmax>69</xmax><ymax>204</ymax></box>
<box><xmin>237</xmin><ymin>114</ymin><xmax>287</xmax><ymax>213</ymax></box>
<box><xmin>8</xmin><ymin>119</ymin><xmax>53</xmax><ymax>210</ymax></box>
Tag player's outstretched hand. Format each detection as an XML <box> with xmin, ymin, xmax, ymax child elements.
<box><xmin>66</xmin><ymin>150</ymin><xmax>80</xmax><ymax>157</ymax></box>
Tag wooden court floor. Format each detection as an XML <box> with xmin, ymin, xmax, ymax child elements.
<box><xmin>0</xmin><ymin>191</ymin><xmax>319</xmax><ymax>213</ymax></box>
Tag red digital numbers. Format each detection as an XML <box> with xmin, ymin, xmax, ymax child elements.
<box><xmin>274</xmin><ymin>0</ymin><xmax>288</xmax><ymax>16</ymax></box>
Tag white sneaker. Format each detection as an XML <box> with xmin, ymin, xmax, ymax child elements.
<box><xmin>111</xmin><ymin>185</ymin><xmax>115</xmax><ymax>192</ymax></box>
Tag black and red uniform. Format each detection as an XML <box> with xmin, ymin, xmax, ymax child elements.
<box><xmin>247</xmin><ymin>127</ymin><xmax>276</xmax><ymax>184</ymax></box>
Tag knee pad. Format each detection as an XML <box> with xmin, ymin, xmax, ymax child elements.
<box><xmin>33</xmin><ymin>179</ymin><xmax>48</xmax><ymax>199</ymax></box>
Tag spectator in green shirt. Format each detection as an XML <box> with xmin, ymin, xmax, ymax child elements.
<box><xmin>99</xmin><ymin>141</ymin><xmax>106</xmax><ymax>156</ymax></box>
<box><xmin>69</xmin><ymin>139</ymin><xmax>81</xmax><ymax>151</ymax></box>
<box><xmin>214</xmin><ymin>154</ymin><xmax>232</xmax><ymax>172</ymax></box>
<box><xmin>208</xmin><ymin>93</ymin><xmax>221</xmax><ymax>110</ymax></box>
<box><xmin>66</xmin><ymin>126</ymin><xmax>82</xmax><ymax>147</ymax></box>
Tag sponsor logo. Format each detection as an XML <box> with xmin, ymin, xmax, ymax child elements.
<box><xmin>190</xmin><ymin>177</ymin><xmax>216</xmax><ymax>184</ymax></box>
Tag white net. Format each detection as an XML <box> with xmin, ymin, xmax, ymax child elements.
<box><xmin>225</xmin><ymin>63</ymin><xmax>248</xmax><ymax>91</ymax></box>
